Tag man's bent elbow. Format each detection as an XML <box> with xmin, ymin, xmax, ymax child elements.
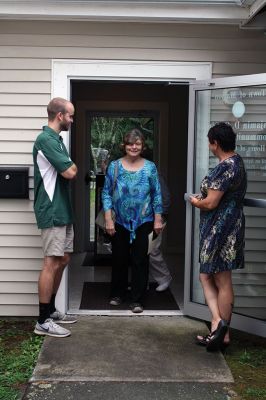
<box><xmin>61</xmin><ymin>165</ymin><xmax>78</xmax><ymax>180</ymax></box>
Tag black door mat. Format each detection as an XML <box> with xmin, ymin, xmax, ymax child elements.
<box><xmin>82</xmin><ymin>252</ymin><xmax>112</xmax><ymax>267</ymax></box>
<box><xmin>80</xmin><ymin>282</ymin><xmax>179</xmax><ymax>310</ymax></box>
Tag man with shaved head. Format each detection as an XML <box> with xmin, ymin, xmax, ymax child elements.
<box><xmin>33</xmin><ymin>97</ymin><xmax>77</xmax><ymax>338</ymax></box>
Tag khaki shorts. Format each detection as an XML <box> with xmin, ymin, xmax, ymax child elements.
<box><xmin>41</xmin><ymin>224</ymin><xmax>74</xmax><ymax>257</ymax></box>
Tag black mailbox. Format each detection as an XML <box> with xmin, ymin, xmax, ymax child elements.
<box><xmin>0</xmin><ymin>167</ymin><xmax>29</xmax><ymax>199</ymax></box>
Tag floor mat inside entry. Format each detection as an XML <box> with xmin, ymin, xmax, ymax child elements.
<box><xmin>79</xmin><ymin>282</ymin><xmax>179</xmax><ymax>310</ymax></box>
<box><xmin>82</xmin><ymin>252</ymin><xmax>111</xmax><ymax>267</ymax></box>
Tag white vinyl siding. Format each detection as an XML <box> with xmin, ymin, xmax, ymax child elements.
<box><xmin>0</xmin><ymin>20</ymin><xmax>266</xmax><ymax>316</ymax></box>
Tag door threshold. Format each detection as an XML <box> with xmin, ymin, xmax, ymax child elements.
<box><xmin>68</xmin><ymin>309</ymin><xmax>184</xmax><ymax>316</ymax></box>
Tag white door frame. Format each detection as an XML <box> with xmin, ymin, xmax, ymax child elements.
<box><xmin>51</xmin><ymin>59</ymin><xmax>212</xmax><ymax>313</ymax></box>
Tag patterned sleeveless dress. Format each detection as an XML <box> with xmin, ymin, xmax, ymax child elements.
<box><xmin>199</xmin><ymin>154</ymin><xmax>247</xmax><ymax>274</ymax></box>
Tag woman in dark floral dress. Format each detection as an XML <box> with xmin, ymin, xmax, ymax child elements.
<box><xmin>190</xmin><ymin>122</ymin><xmax>247</xmax><ymax>351</ymax></box>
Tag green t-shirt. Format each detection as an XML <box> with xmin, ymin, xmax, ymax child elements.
<box><xmin>33</xmin><ymin>126</ymin><xmax>74</xmax><ymax>229</ymax></box>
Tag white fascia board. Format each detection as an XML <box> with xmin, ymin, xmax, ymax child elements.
<box><xmin>241</xmin><ymin>0</ymin><xmax>266</xmax><ymax>26</ymax></box>
<box><xmin>240</xmin><ymin>0</ymin><xmax>258</xmax><ymax>5</ymax></box>
<box><xmin>248</xmin><ymin>0</ymin><xmax>266</xmax><ymax>17</ymax></box>
<box><xmin>0</xmin><ymin>1</ymin><xmax>249</xmax><ymax>24</ymax></box>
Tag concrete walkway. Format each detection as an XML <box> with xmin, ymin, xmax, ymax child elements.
<box><xmin>23</xmin><ymin>316</ymin><xmax>235</xmax><ymax>399</ymax></box>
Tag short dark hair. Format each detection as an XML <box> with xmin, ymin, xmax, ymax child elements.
<box><xmin>47</xmin><ymin>97</ymin><xmax>69</xmax><ymax>121</ymax></box>
<box><xmin>121</xmin><ymin>128</ymin><xmax>146</xmax><ymax>152</ymax></box>
<box><xmin>208</xmin><ymin>122</ymin><xmax>236</xmax><ymax>152</ymax></box>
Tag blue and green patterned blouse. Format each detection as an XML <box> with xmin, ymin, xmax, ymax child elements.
<box><xmin>102</xmin><ymin>158</ymin><xmax>162</xmax><ymax>242</ymax></box>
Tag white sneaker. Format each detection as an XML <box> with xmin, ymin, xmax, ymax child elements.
<box><xmin>130</xmin><ymin>303</ymin><xmax>144</xmax><ymax>313</ymax></box>
<box><xmin>50</xmin><ymin>310</ymin><xmax>77</xmax><ymax>324</ymax></box>
<box><xmin>109</xmin><ymin>297</ymin><xmax>122</xmax><ymax>306</ymax></box>
<box><xmin>156</xmin><ymin>277</ymin><xmax>172</xmax><ymax>292</ymax></box>
<box><xmin>34</xmin><ymin>318</ymin><xmax>71</xmax><ymax>337</ymax></box>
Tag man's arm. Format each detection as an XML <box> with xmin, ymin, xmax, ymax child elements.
<box><xmin>61</xmin><ymin>163</ymin><xmax>78</xmax><ymax>180</ymax></box>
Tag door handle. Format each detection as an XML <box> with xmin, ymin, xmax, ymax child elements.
<box><xmin>244</xmin><ymin>198</ymin><xmax>266</xmax><ymax>208</ymax></box>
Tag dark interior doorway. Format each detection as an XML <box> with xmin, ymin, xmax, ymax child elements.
<box><xmin>85</xmin><ymin>111</ymin><xmax>158</xmax><ymax>265</ymax></box>
<box><xmin>68</xmin><ymin>80</ymin><xmax>189</xmax><ymax>312</ymax></box>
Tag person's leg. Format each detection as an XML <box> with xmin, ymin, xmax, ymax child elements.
<box><xmin>49</xmin><ymin>224</ymin><xmax>77</xmax><ymax>323</ymax></box>
<box><xmin>35</xmin><ymin>253</ymin><xmax>71</xmax><ymax>337</ymax></box>
<box><xmin>197</xmin><ymin>272</ymin><xmax>229</xmax><ymax>349</ymax></box>
<box><xmin>149</xmin><ymin>232</ymin><xmax>172</xmax><ymax>290</ymax></box>
<box><xmin>131</xmin><ymin>222</ymin><xmax>153</xmax><ymax>308</ymax></box>
<box><xmin>214</xmin><ymin>270</ymin><xmax>234</xmax><ymax>343</ymax></box>
<box><xmin>38</xmin><ymin>255</ymin><xmax>64</xmax><ymax>323</ymax></box>
<box><xmin>49</xmin><ymin>254</ymin><xmax>77</xmax><ymax>323</ymax></box>
<box><xmin>198</xmin><ymin>273</ymin><xmax>221</xmax><ymax>336</ymax></box>
<box><xmin>49</xmin><ymin>253</ymin><xmax>70</xmax><ymax>314</ymax></box>
<box><xmin>110</xmin><ymin>223</ymin><xmax>130</xmax><ymax>301</ymax></box>
<box><xmin>45</xmin><ymin>225</ymin><xmax>73</xmax><ymax>313</ymax></box>
<box><xmin>35</xmin><ymin>226</ymin><xmax>72</xmax><ymax>336</ymax></box>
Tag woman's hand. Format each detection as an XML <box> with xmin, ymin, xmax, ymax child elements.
<box><xmin>190</xmin><ymin>190</ymin><xmax>224</xmax><ymax>210</ymax></box>
<box><xmin>189</xmin><ymin>194</ymin><xmax>202</xmax><ymax>207</ymax></box>
<box><xmin>104</xmin><ymin>210</ymin><xmax>116</xmax><ymax>236</ymax></box>
<box><xmin>154</xmin><ymin>214</ymin><xmax>164</xmax><ymax>235</ymax></box>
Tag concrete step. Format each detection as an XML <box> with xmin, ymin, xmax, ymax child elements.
<box><xmin>23</xmin><ymin>381</ymin><xmax>235</xmax><ymax>400</ymax></box>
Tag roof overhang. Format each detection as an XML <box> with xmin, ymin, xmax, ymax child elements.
<box><xmin>0</xmin><ymin>0</ymin><xmax>265</xmax><ymax>27</ymax></box>
<box><xmin>241</xmin><ymin>0</ymin><xmax>266</xmax><ymax>27</ymax></box>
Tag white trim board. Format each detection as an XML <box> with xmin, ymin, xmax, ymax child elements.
<box><xmin>0</xmin><ymin>1</ymin><xmax>249</xmax><ymax>24</ymax></box>
<box><xmin>52</xmin><ymin>59</ymin><xmax>212</xmax><ymax>313</ymax></box>
<box><xmin>68</xmin><ymin>310</ymin><xmax>184</xmax><ymax>316</ymax></box>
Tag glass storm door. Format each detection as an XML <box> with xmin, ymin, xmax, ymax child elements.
<box><xmin>184</xmin><ymin>74</ymin><xmax>266</xmax><ymax>337</ymax></box>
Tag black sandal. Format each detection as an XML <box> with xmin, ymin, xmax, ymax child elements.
<box><xmin>196</xmin><ymin>332</ymin><xmax>230</xmax><ymax>349</ymax></box>
<box><xmin>206</xmin><ymin>319</ymin><xmax>228</xmax><ymax>352</ymax></box>
<box><xmin>195</xmin><ymin>333</ymin><xmax>212</xmax><ymax>346</ymax></box>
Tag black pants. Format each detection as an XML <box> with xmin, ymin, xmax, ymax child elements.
<box><xmin>110</xmin><ymin>221</ymin><xmax>153</xmax><ymax>304</ymax></box>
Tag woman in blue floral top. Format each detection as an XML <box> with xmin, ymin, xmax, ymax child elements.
<box><xmin>102</xmin><ymin>129</ymin><xmax>163</xmax><ymax>313</ymax></box>
<box><xmin>190</xmin><ymin>122</ymin><xmax>247</xmax><ymax>351</ymax></box>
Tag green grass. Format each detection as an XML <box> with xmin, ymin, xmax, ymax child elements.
<box><xmin>224</xmin><ymin>329</ymin><xmax>266</xmax><ymax>400</ymax></box>
<box><xmin>0</xmin><ymin>319</ymin><xmax>265</xmax><ymax>400</ymax></box>
<box><xmin>0</xmin><ymin>320</ymin><xmax>43</xmax><ymax>400</ymax></box>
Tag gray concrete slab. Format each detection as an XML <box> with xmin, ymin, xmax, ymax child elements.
<box><xmin>31</xmin><ymin>316</ymin><xmax>233</xmax><ymax>383</ymax></box>
<box><xmin>23</xmin><ymin>382</ymin><xmax>236</xmax><ymax>400</ymax></box>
